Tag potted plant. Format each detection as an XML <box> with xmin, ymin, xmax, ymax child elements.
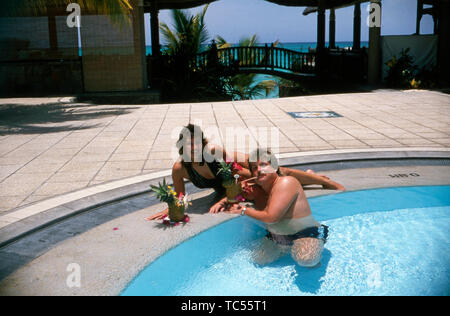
<box><xmin>150</xmin><ymin>179</ymin><xmax>191</xmax><ymax>224</ymax></box>
<box><xmin>385</xmin><ymin>48</ymin><xmax>418</xmax><ymax>89</ymax></box>
<box><xmin>217</xmin><ymin>160</ymin><xmax>244</xmax><ymax>203</ymax></box>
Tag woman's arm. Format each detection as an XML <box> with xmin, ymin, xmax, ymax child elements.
<box><xmin>280</xmin><ymin>167</ymin><xmax>345</xmax><ymax>191</ymax></box>
<box><xmin>171</xmin><ymin>161</ymin><xmax>187</xmax><ymax>196</ymax></box>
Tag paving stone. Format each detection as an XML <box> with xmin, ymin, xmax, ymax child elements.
<box><xmin>102</xmin><ymin>160</ymin><xmax>146</xmax><ymax>171</ymax></box>
<box><xmin>362</xmin><ymin>139</ymin><xmax>404</xmax><ymax>147</ymax></box>
<box><xmin>32</xmin><ymin>181</ymin><xmax>89</xmax><ymax>196</ymax></box>
<box><xmin>46</xmin><ymin>171</ymin><xmax>98</xmax><ymax>183</ymax></box>
<box><xmin>92</xmin><ymin>169</ymin><xmax>142</xmax><ymax>182</ymax></box>
<box><xmin>328</xmin><ymin>140</ymin><xmax>370</xmax><ymax>149</ymax></box>
<box><xmin>0</xmin><ymin>196</ymin><xmax>25</xmax><ymax>212</ymax></box>
<box><xmin>16</xmin><ymin>161</ymin><xmax>66</xmax><ymax>174</ymax></box>
<box><xmin>144</xmin><ymin>159</ymin><xmax>174</xmax><ymax>170</ymax></box>
<box><xmin>0</xmin><ymin>174</ymin><xmax>48</xmax><ymax>197</ymax></box>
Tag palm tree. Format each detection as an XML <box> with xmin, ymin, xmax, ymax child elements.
<box><xmin>156</xmin><ymin>5</ymin><xmax>231</xmax><ymax>102</ymax></box>
<box><xmin>159</xmin><ymin>5</ymin><xmax>209</xmax><ymax>58</ymax></box>
<box><xmin>215</xmin><ymin>35</ymin><xmax>278</xmax><ymax>100</ymax></box>
<box><xmin>6</xmin><ymin>1</ymin><xmax>133</xmax><ymax>26</ymax></box>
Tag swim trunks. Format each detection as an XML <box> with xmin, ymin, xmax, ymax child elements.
<box><xmin>266</xmin><ymin>225</ymin><xmax>329</xmax><ymax>246</ymax></box>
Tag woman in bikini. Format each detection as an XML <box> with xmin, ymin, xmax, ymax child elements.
<box><xmin>226</xmin><ymin>149</ymin><xmax>328</xmax><ymax>267</ymax></box>
<box><xmin>145</xmin><ymin>124</ymin><xmax>344</xmax><ymax>221</ymax></box>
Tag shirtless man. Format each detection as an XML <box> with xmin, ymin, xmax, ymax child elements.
<box><xmin>226</xmin><ymin>149</ymin><xmax>328</xmax><ymax>268</ymax></box>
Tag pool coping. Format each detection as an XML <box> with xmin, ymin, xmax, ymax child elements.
<box><xmin>1</xmin><ymin>147</ymin><xmax>450</xmax><ymax>249</ymax></box>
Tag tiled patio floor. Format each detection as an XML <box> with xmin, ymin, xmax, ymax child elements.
<box><xmin>0</xmin><ymin>90</ymin><xmax>449</xmax><ymax>214</ymax></box>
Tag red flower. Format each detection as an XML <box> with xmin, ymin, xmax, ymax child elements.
<box><xmin>232</xmin><ymin>162</ymin><xmax>243</xmax><ymax>171</ymax></box>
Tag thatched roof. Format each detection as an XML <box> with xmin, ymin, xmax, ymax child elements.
<box><xmin>146</xmin><ymin>0</ymin><xmax>367</xmax><ymax>10</ymax></box>
<box><xmin>3</xmin><ymin>0</ymin><xmax>369</xmax><ymax>17</ymax></box>
<box><xmin>143</xmin><ymin>0</ymin><xmax>217</xmax><ymax>11</ymax></box>
<box><xmin>302</xmin><ymin>1</ymin><xmax>368</xmax><ymax>15</ymax></box>
<box><xmin>3</xmin><ymin>0</ymin><xmax>136</xmax><ymax>17</ymax></box>
<box><xmin>265</xmin><ymin>0</ymin><xmax>364</xmax><ymax>9</ymax></box>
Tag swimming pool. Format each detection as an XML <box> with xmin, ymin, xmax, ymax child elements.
<box><xmin>121</xmin><ymin>185</ymin><xmax>450</xmax><ymax>296</ymax></box>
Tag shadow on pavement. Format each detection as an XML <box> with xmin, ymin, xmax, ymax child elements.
<box><xmin>0</xmin><ymin>103</ymin><xmax>140</xmax><ymax>135</ymax></box>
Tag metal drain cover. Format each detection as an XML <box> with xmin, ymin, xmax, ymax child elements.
<box><xmin>288</xmin><ymin>111</ymin><xmax>342</xmax><ymax>118</ymax></box>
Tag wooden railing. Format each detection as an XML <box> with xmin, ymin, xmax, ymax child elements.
<box><xmin>195</xmin><ymin>45</ymin><xmax>317</xmax><ymax>75</ymax></box>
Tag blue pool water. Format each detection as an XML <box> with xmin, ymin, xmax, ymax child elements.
<box><xmin>122</xmin><ymin>186</ymin><xmax>450</xmax><ymax>296</ymax></box>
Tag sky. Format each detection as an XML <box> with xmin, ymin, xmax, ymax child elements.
<box><xmin>144</xmin><ymin>0</ymin><xmax>435</xmax><ymax>45</ymax></box>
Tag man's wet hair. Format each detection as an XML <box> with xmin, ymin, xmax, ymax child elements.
<box><xmin>248</xmin><ymin>148</ymin><xmax>280</xmax><ymax>174</ymax></box>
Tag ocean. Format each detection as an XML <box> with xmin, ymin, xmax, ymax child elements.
<box><xmin>145</xmin><ymin>41</ymin><xmax>368</xmax><ymax>56</ymax></box>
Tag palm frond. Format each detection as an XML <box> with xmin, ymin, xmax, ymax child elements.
<box><xmin>215</xmin><ymin>35</ymin><xmax>230</xmax><ymax>49</ymax></box>
<box><xmin>256</xmin><ymin>79</ymin><xmax>278</xmax><ymax>97</ymax></box>
<box><xmin>160</xmin><ymin>5</ymin><xmax>210</xmax><ymax>56</ymax></box>
<box><xmin>160</xmin><ymin>22</ymin><xmax>180</xmax><ymax>54</ymax></box>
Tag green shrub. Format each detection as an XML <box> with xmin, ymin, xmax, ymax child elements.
<box><xmin>385</xmin><ymin>48</ymin><xmax>417</xmax><ymax>89</ymax></box>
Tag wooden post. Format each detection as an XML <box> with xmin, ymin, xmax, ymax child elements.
<box><xmin>317</xmin><ymin>0</ymin><xmax>326</xmax><ymax>52</ymax></box>
<box><xmin>271</xmin><ymin>43</ymin><xmax>275</xmax><ymax>71</ymax></box>
<box><xmin>47</xmin><ymin>10</ymin><xmax>58</xmax><ymax>55</ymax></box>
<box><xmin>416</xmin><ymin>0</ymin><xmax>422</xmax><ymax>34</ymax></box>
<box><xmin>438</xmin><ymin>0</ymin><xmax>450</xmax><ymax>85</ymax></box>
<box><xmin>150</xmin><ymin>0</ymin><xmax>161</xmax><ymax>58</ymax></box>
<box><xmin>265</xmin><ymin>44</ymin><xmax>269</xmax><ymax>70</ymax></box>
<box><xmin>135</xmin><ymin>0</ymin><xmax>148</xmax><ymax>89</ymax></box>
<box><xmin>368</xmin><ymin>0</ymin><xmax>382</xmax><ymax>85</ymax></box>
<box><xmin>317</xmin><ymin>0</ymin><xmax>326</xmax><ymax>75</ymax></box>
<box><xmin>433</xmin><ymin>6</ymin><xmax>438</xmax><ymax>35</ymax></box>
<box><xmin>353</xmin><ymin>2</ymin><xmax>361</xmax><ymax>50</ymax></box>
<box><xmin>329</xmin><ymin>8</ymin><xmax>336</xmax><ymax>49</ymax></box>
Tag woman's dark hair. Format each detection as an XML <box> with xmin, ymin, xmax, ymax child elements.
<box><xmin>178</xmin><ymin>124</ymin><xmax>209</xmax><ymax>167</ymax></box>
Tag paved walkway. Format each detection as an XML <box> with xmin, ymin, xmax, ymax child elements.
<box><xmin>0</xmin><ymin>90</ymin><xmax>449</xmax><ymax>214</ymax></box>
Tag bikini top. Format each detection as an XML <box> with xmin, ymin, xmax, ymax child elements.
<box><xmin>184</xmin><ymin>160</ymin><xmax>224</xmax><ymax>192</ymax></box>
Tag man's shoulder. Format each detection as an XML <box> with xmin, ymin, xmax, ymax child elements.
<box><xmin>276</xmin><ymin>176</ymin><xmax>299</xmax><ymax>189</ymax></box>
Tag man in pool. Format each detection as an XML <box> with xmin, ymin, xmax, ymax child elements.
<box><xmin>226</xmin><ymin>149</ymin><xmax>328</xmax><ymax>268</ymax></box>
